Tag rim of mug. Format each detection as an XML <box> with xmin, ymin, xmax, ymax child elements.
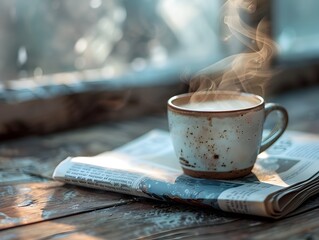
<box><xmin>167</xmin><ymin>91</ymin><xmax>264</xmax><ymax>114</ymax></box>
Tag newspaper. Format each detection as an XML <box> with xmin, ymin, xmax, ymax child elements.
<box><xmin>53</xmin><ymin>129</ymin><xmax>319</xmax><ymax>218</ymax></box>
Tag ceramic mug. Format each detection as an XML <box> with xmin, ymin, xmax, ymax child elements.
<box><xmin>167</xmin><ymin>91</ymin><xmax>288</xmax><ymax>179</ymax></box>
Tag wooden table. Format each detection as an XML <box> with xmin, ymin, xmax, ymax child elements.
<box><xmin>1</xmin><ymin>87</ymin><xmax>319</xmax><ymax>239</ymax></box>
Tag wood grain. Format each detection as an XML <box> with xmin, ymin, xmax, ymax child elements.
<box><xmin>0</xmin><ymin>200</ymin><xmax>238</xmax><ymax>239</ymax></box>
<box><xmin>0</xmin><ymin>83</ymin><xmax>184</xmax><ymax>139</ymax></box>
<box><xmin>0</xmin><ymin>116</ymin><xmax>168</xmax><ymax>180</ymax></box>
<box><xmin>0</xmin><ymin>181</ymin><xmax>133</xmax><ymax>230</ymax></box>
<box><xmin>1</xmin><ymin>199</ymin><xmax>318</xmax><ymax>240</ymax></box>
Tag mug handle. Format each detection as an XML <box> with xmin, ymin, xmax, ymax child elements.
<box><xmin>259</xmin><ymin>103</ymin><xmax>289</xmax><ymax>153</ymax></box>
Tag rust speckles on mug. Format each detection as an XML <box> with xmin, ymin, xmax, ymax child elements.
<box><xmin>207</xmin><ymin>117</ymin><xmax>213</xmax><ymax>127</ymax></box>
<box><xmin>180</xmin><ymin>149</ymin><xmax>184</xmax><ymax>156</ymax></box>
<box><xmin>179</xmin><ymin>157</ymin><xmax>196</xmax><ymax>169</ymax></box>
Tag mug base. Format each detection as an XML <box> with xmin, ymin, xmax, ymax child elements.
<box><xmin>182</xmin><ymin>166</ymin><xmax>253</xmax><ymax>179</ymax></box>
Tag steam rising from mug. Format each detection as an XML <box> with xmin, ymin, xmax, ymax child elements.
<box><xmin>189</xmin><ymin>0</ymin><xmax>277</xmax><ymax>102</ymax></box>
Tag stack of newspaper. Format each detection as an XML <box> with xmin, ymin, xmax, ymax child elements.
<box><xmin>53</xmin><ymin>130</ymin><xmax>319</xmax><ymax>218</ymax></box>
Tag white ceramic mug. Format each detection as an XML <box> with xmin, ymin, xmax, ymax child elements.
<box><xmin>167</xmin><ymin>91</ymin><xmax>288</xmax><ymax>179</ymax></box>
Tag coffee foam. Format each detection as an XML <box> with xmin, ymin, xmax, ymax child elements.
<box><xmin>181</xmin><ymin>99</ymin><xmax>256</xmax><ymax>111</ymax></box>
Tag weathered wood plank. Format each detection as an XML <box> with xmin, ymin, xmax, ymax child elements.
<box><xmin>0</xmin><ymin>169</ymin><xmax>45</xmax><ymax>185</ymax></box>
<box><xmin>0</xmin><ymin>82</ymin><xmax>183</xmax><ymax>139</ymax></box>
<box><xmin>1</xmin><ymin>198</ymin><xmax>318</xmax><ymax>240</ymax></box>
<box><xmin>0</xmin><ymin>116</ymin><xmax>168</xmax><ymax>181</ymax></box>
<box><xmin>149</xmin><ymin>209</ymin><xmax>319</xmax><ymax>240</ymax></box>
<box><xmin>0</xmin><ymin>200</ymin><xmax>238</xmax><ymax>240</ymax></box>
<box><xmin>0</xmin><ymin>181</ymin><xmax>133</xmax><ymax>230</ymax></box>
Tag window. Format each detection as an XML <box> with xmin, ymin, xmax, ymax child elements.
<box><xmin>0</xmin><ymin>0</ymin><xmax>229</xmax><ymax>101</ymax></box>
<box><xmin>272</xmin><ymin>0</ymin><xmax>319</xmax><ymax>64</ymax></box>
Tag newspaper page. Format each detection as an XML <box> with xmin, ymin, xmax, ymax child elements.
<box><xmin>53</xmin><ymin>130</ymin><xmax>319</xmax><ymax>218</ymax></box>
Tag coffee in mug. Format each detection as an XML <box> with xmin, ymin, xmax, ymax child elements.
<box><xmin>167</xmin><ymin>91</ymin><xmax>288</xmax><ymax>179</ymax></box>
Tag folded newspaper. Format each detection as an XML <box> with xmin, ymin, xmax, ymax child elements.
<box><xmin>53</xmin><ymin>129</ymin><xmax>319</xmax><ymax>218</ymax></box>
